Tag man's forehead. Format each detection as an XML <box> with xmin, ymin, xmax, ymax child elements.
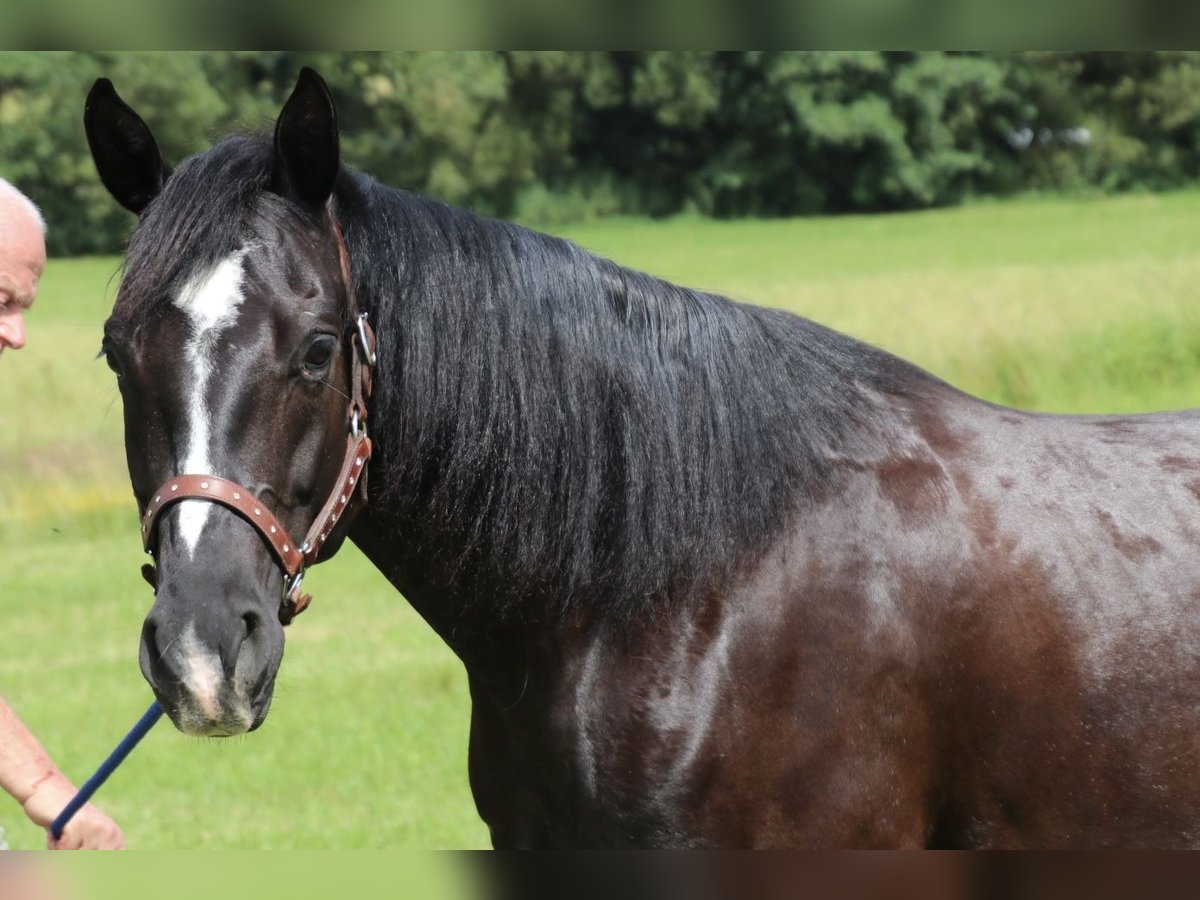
<box><xmin>0</xmin><ymin>209</ymin><xmax>47</xmax><ymax>289</ymax></box>
<box><xmin>0</xmin><ymin>191</ymin><xmax>45</xmax><ymax>241</ymax></box>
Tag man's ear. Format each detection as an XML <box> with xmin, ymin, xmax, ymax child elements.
<box><xmin>84</xmin><ymin>78</ymin><xmax>172</xmax><ymax>215</ymax></box>
<box><xmin>272</xmin><ymin>67</ymin><xmax>340</xmax><ymax>214</ymax></box>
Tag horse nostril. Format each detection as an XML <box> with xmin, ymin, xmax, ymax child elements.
<box><xmin>142</xmin><ymin>618</ymin><xmax>159</xmax><ymax>657</ymax></box>
<box><xmin>140</xmin><ymin>616</ymin><xmax>172</xmax><ymax>689</ymax></box>
<box><xmin>242</xmin><ymin>610</ymin><xmax>261</xmax><ymax>638</ymax></box>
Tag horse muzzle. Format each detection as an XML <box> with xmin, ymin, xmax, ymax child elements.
<box><xmin>139</xmin><ymin>574</ymin><xmax>283</xmax><ymax>737</ymax></box>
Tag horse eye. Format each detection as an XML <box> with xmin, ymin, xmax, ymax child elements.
<box><xmin>302</xmin><ymin>335</ymin><xmax>336</xmax><ymax>374</ymax></box>
<box><xmin>98</xmin><ymin>344</ymin><xmax>122</xmax><ymax>377</ymax></box>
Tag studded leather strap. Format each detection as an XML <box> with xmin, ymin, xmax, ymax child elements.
<box><xmin>299</xmin><ymin>430</ymin><xmax>373</xmax><ymax>567</ymax></box>
<box><xmin>140</xmin><ymin>476</ymin><xmax>306</xmax><ymax>576</ymax></box>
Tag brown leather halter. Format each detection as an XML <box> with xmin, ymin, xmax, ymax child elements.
<box><xmin>138</xmin><ymin>216</ymin><xmax>376</xmax><ymax>626</ymax></box>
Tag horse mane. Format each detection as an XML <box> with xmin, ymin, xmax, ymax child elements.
<box><xmin>334</xmin><ymin>167</ymin><xmax>930</xmax><ymax>623</ymax></box>
<box><xmin>113</xmin><ymin>135</ymin><xmax>931</xmax><ymax>624</ymax></box>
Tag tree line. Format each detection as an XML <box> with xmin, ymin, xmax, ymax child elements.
<box><xmin>2</xmin><ymin>51</ymin><xmax>1199</xmax><ymax>256</ymax></box>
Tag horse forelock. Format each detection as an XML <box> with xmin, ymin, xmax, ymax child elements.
<box><xmin>110</xmin><ymin>136</ymin><xmax>276</xmax><ymax>332</ymax></box>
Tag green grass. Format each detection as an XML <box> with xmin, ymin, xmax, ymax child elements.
<box><xmin>4</xmin><ymin>192</ymin><xmax>1200</xmax><ymax>847</ymax></box>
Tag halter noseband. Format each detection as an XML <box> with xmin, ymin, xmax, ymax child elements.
<box><xmin>138</xmin><ymin>218</ymin><xmax>377</xmax><ymax>625</ymax></box>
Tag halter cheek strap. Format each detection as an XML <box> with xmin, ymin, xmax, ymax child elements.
<box><xmin>138</xmin><ymin>216</ymin><xmax>376</xmax><ymax>625</ymax></box>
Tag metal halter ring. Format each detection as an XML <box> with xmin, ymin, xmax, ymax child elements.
<box><xmin>351</xmin><ymin>408</ymin><xmax>365</xmax><ymax>438</ymax></box>
<box><xmin>283</xmin><ymin>568</ymin><xmax>305</xmax><ymax>601</ymax></box>
<box><xmin>356</xmin><ymin>312</ymin><xmax>377</xmax><ymax>366</ymax></box>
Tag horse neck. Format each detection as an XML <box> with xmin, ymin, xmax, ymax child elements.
<box><xmin>346</xmin><ymin>508</ymin><xmax>578</xmax><ymax>694</ymax></box>
<box><xmin>338</xmin><ymin>213</ymin><xmax>552</xmax><ymax>664</ymax></box>
<box><xmin>336</xmin><ymin>186</ymin><xmax>909</xmax><ymax>673</ymax></box>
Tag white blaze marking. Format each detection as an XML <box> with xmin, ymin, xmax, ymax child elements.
<box><xmin>178</xmin><ymin>622</ymin><xmax>223</xmax><ymax>722</ymax></box>
<box><xmin>172</xmin><ymin>251</ymin><xmax>247</xmax><ymax>556</ymax></box>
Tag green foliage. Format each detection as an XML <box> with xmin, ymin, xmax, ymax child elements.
<box><xmin>5</xmin><ymin>52</ymin><xmax>1200</xmax><ymax>255</ymax></box>
<box><xmin>673</xmin><ymin>52</ymin><xmax>1030</xmax><ymax>216</ymax></box>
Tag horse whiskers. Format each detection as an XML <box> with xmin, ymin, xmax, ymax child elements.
<box><xmin>157</xmin><ymin>636</ymin><xmax>178</xmax><ymax>664</ymax></box>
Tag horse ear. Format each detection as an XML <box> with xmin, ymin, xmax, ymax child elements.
<box><xmin>272</xmin><ymin>67</ymin><xmax>340</xmax><ymax>214</ymax></box>
<box><xmin>84</xmin><ymin>78</ymin><xmax>172</xmax><ymax>215</ymax></box>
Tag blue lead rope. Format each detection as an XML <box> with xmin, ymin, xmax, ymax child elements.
<box><xmin>49</xmin><ymin>701</ymin><xmax>163</xmax><ymax>841</ymax></box>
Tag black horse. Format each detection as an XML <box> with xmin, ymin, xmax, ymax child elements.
<box><xmin>85</xmin><ymin>69</ymin><xmax>1200</xmax><ymax>848</ymax></box>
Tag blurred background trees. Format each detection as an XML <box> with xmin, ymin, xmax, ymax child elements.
<box><xmin>3</xmin><ymin>51</ymin><xmax>1200</xmax><ymax>256</ymax></box>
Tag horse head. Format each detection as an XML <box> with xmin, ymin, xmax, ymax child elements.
<box><xmin>86</xmin><ymin>69</ymin><xmax>370</xmax><ymax>736</ymax></box>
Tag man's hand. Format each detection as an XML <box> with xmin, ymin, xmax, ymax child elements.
<box><xmin>22</xmin><ymin>774</ymin><xmax>124</xmax><ymax>849</ymax></box>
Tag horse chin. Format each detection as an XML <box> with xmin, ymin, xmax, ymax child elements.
<box><xmin>167</xmin><ymin>697</ymin><xmax>257</xmax><ymax>737</ymax></box>
<box><xmin>154</xmin><ymin>674</ymin><xmax>276</xmax><ymax>737</ymax></box>
<box><xmin>179</xmin><ymin>713</ymin><xmax>253</xmax><ymax>738</ymax></box>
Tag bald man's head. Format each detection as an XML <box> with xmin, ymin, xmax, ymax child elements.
<box><xmin>0</xmin><ymin>178</ymin><xmax>47</xmax><ymax>354</ymax></box>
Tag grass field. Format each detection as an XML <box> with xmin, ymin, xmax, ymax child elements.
<box><xmin>3</xmin><ymin>192</ymin><xmax>1200</xmax><ymax>848</ymax></box>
